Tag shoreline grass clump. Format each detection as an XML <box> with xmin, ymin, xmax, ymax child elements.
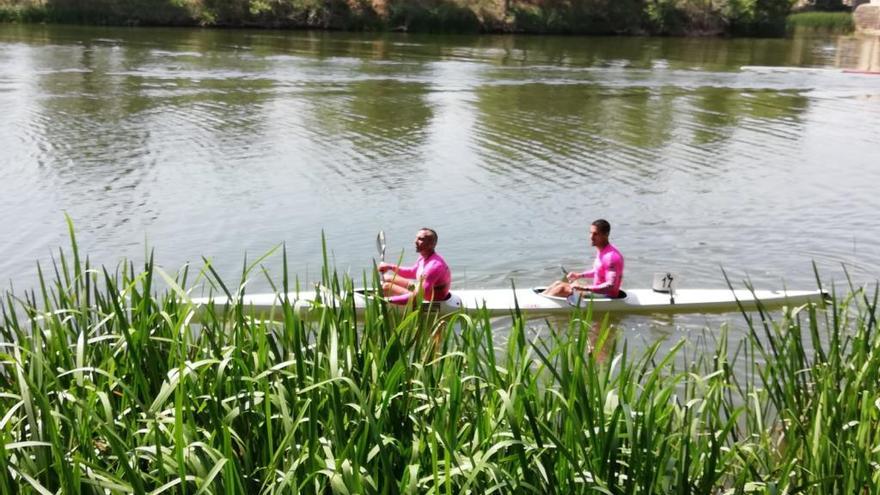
<box><xmin>1</xmin><ymin>227</ymin><xmax>879</xmax><ymax>493</ymax></box>
<box><xmin>787</xmin><ymin>12</ymin><xmax>855</xmax><ymax>35</ymax></box>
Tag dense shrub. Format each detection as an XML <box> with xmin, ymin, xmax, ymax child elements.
<box><xmin>0</xmin><ymin>0</ymin><xmax>808</xmax><ymax>36</ymax></box>
<box><xmin>509</xmin><ymin>0</ymin><xmax>643</xmax><ymax>34</ymax></box>
<box><xmin>728</xmin><ymin>0</ymin><xmax>798</xmax><ymax>36</ymax></box>
<box><xmin>389</xmin><ymin>0</ymin><xmax>482</xmax><ymax>33</ymax></box>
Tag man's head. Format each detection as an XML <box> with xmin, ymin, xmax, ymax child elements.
<box><xmin>589</xmin><ymin>219</ymin><xmax>610</xmax><ymax>248</ymax></box>
<box><xmin>415</xmin><ymin>228</ymin><xmax>438</xmax><ymax>255</ymax></box>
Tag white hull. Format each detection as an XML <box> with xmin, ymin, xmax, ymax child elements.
<box><xmin>193</xmin><ymin>287</ymin><xmax>826</xmax><ymax>319</ymax></box>
<box><xmin>740</xmin><ymin>65</ymin><xmax>880</xmax><ymax>76</ymax></box>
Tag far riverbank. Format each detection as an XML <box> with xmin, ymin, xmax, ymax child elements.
<box><xmin>0</xmin><ymin>0</ymin><xmax>841</xmax><ymax>36</ymax></box>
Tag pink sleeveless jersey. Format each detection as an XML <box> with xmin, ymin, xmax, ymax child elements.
<box><xmin>580</xmin><ymin>244</ymin><xmax>624</xmax><ymax>297</ymax></box>
<box><xmin>388</xmin><ymin>252</ymin><xmax>451</xmax><ymax>304</ymax></box>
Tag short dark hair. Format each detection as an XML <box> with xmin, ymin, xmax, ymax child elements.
<box><xmin>419</xmin><ymin>227</ymin><xmax>438</xmax><ymax>243</ymax></box>
<box><xmin>592</xmin><ymin>219</ymin><xmax>610</xmax><ymax>235</ymax></box>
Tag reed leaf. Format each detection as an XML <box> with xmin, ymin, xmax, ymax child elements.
<box><xmin>0</xmin><ymin>231</ymin><xmax>877</xmax><ymax>493</ymax></box>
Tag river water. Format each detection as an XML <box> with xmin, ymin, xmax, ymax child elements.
<box><xmin>1</xmin><ymin>24</ymin><xmax>879</xmax><ymax>339</ymax></box>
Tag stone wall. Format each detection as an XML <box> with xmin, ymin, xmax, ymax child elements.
<box><xmin>854</xmin><ymin>2</ymin><xmax>880</xmax><ymax>34</ymax></box>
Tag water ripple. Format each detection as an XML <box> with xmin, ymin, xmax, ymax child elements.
<box><xmin>2</xmin><ymin>26</ymin><xmax>880</xmax><ymax>301</ymax></box>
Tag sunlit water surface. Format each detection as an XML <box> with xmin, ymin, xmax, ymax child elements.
<box><xmin>1</xmin><ymin>25</ymin><xmax>879</xmax><ymax>349</ymax></box>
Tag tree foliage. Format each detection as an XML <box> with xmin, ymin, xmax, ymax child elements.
<box><xmin>2</xmin><ymin>0</ymin><xmax>804</xmax><ymax>35</ymax></box>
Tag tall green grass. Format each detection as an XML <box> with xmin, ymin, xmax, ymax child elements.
<box><xmin>787</xmin><ymin>12</ymin><xmax>855</xmax><ymax>35</ymax></box>
<box><xmin>0</xmin><ymin>224</ymin><xmax>878</xmax><ymax>493</ymax></box>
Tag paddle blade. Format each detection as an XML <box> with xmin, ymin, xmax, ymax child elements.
<box><xmin>377</xmin><ymin>230</ymin><xmax>386</xmax><ymax>262</ymax></box>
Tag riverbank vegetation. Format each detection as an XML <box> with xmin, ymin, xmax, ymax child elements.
<box><xmin>787</xmin><ymin>11</ymin><xmax>855</xmax><ymax>34</ymax></box>
<box><xmin>1</xmin><ymin>228</ymin><xmax>878</xmax><ymax>492</ymax></box>
<box><xmin>0</xmin><ymin>0</ymin><xmax>832</xmax><ymax>36</ymax></box>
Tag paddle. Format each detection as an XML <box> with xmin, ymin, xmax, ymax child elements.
<box><xmin>374</xmin><ymin>230</ymin><xmax>387</xmax><ymax>296</ymax></box>
<box><xmin>376</xmin><ymin>230</ymin><xmax>386</xmax><ymax>263</ymax></box>
<box><xmin>561</xmin><ymin>264</ymin><xmax>587</xmax><ymax>305</ymax></box>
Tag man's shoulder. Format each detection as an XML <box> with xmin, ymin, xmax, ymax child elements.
<box><xmin>426</xmin><ymin>252</ymin><xmax>450</xmax><ymax>268</ymax></box>
<box><xmin>603</xmin><ymin>244</ymin><xmax>624</xmax><ymax>262</ymax></box>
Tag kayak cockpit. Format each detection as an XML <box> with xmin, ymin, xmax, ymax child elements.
<box><xmin>352</xmin><ymin>288</ymin><xmax>462</xmax><ymax>311</ymax></box>
<box><xmin>532</xmin><ymin>287</ymin><xmax>629</xmax><ymax>307</ymax></box>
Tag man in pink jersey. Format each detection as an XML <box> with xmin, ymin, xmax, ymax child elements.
<box><xmin>544</xmin><ymin>219</ymin><xmax>624</xmax><ymax>298</ymax></box>
<box><xmin>378</xmin><ymin>228</ymin><xmax>452</xmax><ymax>305</ymax></box>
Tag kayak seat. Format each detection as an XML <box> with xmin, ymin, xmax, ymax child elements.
<box><xmin>423</xmin><ymin>293</ymin><xmax>452</xmax><ymax>302</ymax></box>
<box><xmin>422</xmin><ymin>292</ymin><xmax>453</xmax><ymax>304</ymax></box>
<box><xmin>536</xmin><ymin>287</ymin><xmax>627</xmax><ymax>300</ymax></box>
<box><xmin>591</xmin><ymin>289</ymin><xmax>627</xmax><ymax>300</ymax></box>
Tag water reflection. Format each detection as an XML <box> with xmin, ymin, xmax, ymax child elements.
<box><xmin>425</xmin><ymin>35</ymin><xmax>835</xmax><ymax>70</ymax></box>
<box><xmin>836</xmin><ymin>35</ymin><xmax>880</xmax><ymax>73</ymax></box>
<box><xmin>473</xmin><ymin>83</ymin><xmax>601</xmax><ymax>189</ymax></box>
<box><xmin>472</xmin><ymin>80</ymin><xmax>812</xmax><ymax>196</ymax></box>
<box><xmin>30</xmin><ymin>41</ymin><xmax>154</xmax><ymax>223</ymax></box>
<box><xmin>303</xmin><ymin>79</ymin><xmax>434</xmax><ymax>192</ymax></box>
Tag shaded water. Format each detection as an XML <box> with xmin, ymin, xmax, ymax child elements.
<box><xmin>1</xmin><ymin>25</ymin><xmax>879</xmax><ymax>340</ymax></box>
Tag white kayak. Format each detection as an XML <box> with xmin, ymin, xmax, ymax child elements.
<box><xmin>740</xmin><ymin>65</ymin><xmax>880</xmax><ymax>76</ymax></box>
<box><xmin>192</xmin><ymin>286</ymin><xmax>827</xmax><ymax>319</ymax></box>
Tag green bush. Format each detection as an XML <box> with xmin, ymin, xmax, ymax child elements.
<box><xmin>728</xmin><ymin>0</ymin><xmax>796</xmax><ymax>36</ymax></box>
<box><xmin>644</xmin><ymin>0</ymin><xmax>690</xmax><ymax>35</ymax></box>
<box><xmin>0</xmin><ymin>0</ymin><xmax>802</xmax><ymax>36</ymax></box>
<box><xmin>508</xmin><ymin>0</ymin><xmax>643</xmax><ymax>34</ymax></box>
<box><xmin>0</xmin><ymin>3</ymin><xmax>49</xmax><ymax>22</ymax></box>
<box><xmin>34</xmin><ymin>0</ymin><xmax>194</xmax><ymax>25</ymax></box>
<box><xmin>388</xmin><ymin>0</ymin><xmax>482</xmax><ymax>33</ymax></box>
